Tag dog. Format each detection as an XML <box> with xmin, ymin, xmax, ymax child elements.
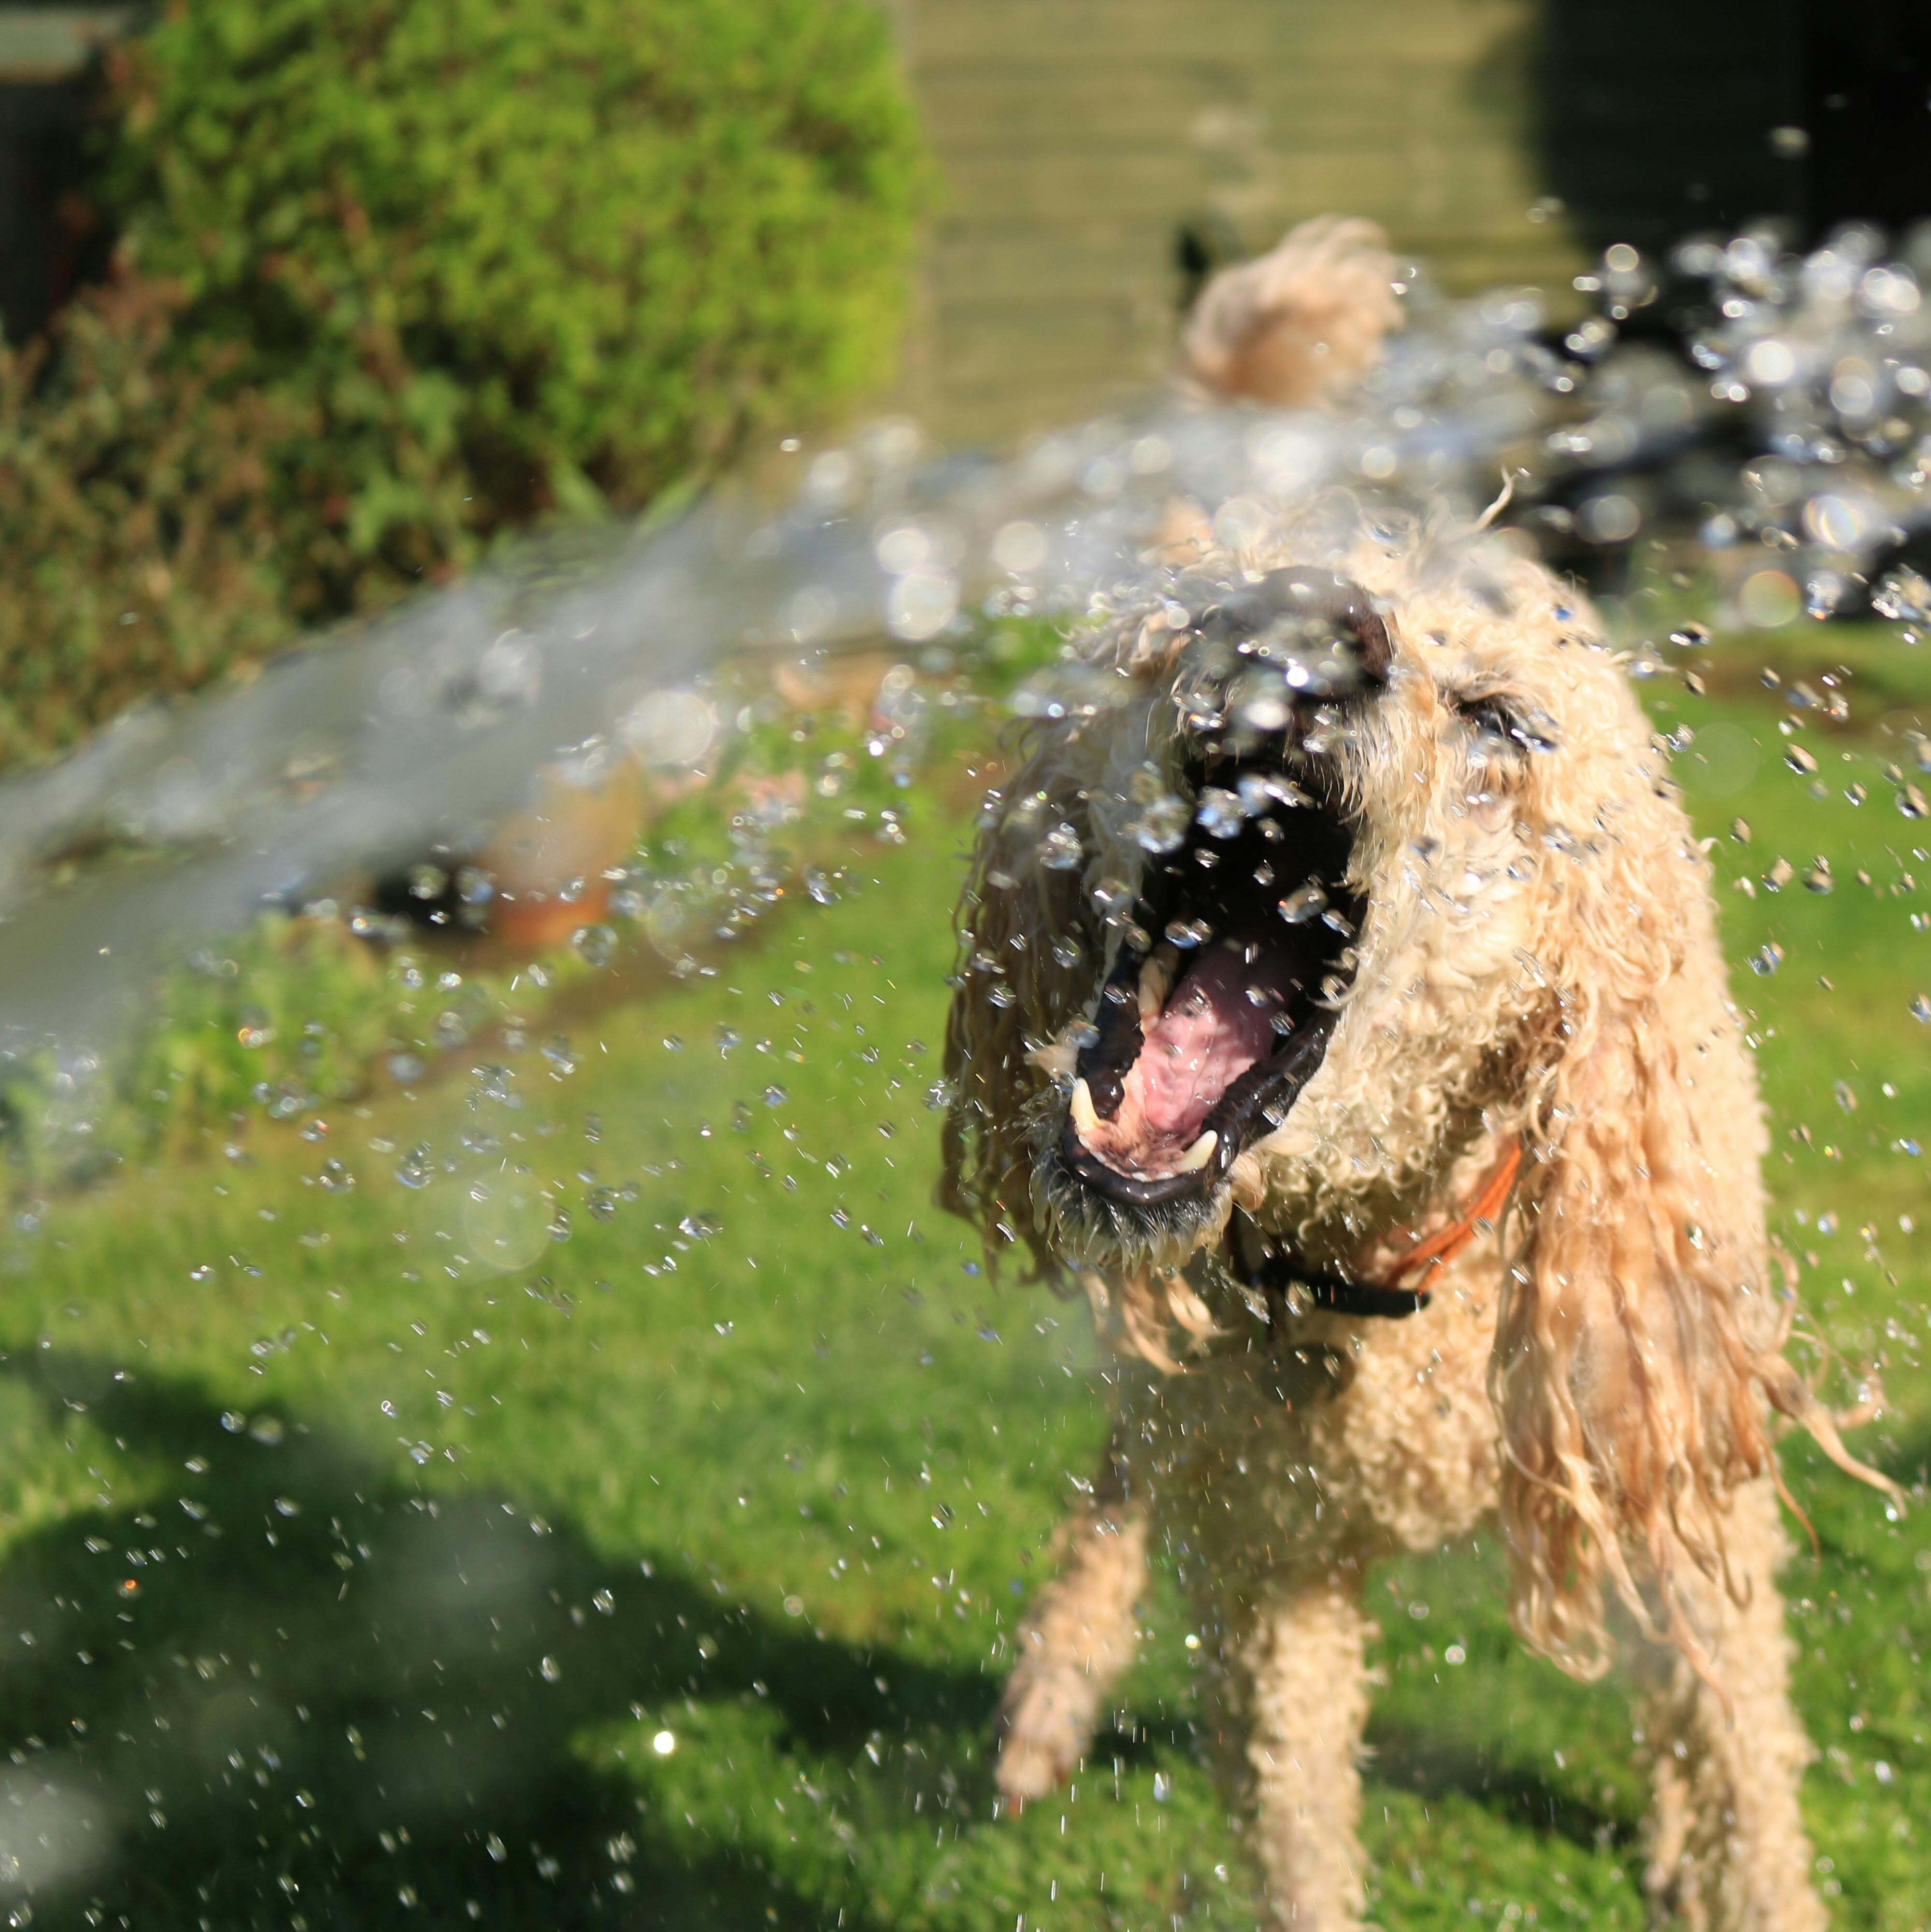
<box><xmin>941</xmin><ymin>219</ymin><xmax>1892</xmax><ymax>1931</ymax></box>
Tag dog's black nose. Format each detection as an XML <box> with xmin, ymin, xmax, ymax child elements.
<box><xmin>1200</xmin><ymin>568</ymin><xmax>1392</xmax><ymax>696</ymax></box>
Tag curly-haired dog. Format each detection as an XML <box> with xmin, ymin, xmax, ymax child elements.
<box><xmin>942</xmin><ymin>221</ymin><xmax>1891</xmax><ymax>1931</ymax></box>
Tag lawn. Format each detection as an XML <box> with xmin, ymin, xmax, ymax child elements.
<box><xmin>0</xmin><ymin>624</ymin><xmax>1926</xmax><ymax>1931</ymax></box>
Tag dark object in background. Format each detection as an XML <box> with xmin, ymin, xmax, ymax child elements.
<box><xmin>367</xmin><ymin>863</ymin><xmax>475</xmax><ymax>937</ymax></box>
<box><xmin>0</xmin><ymin>79</ymin><xmax>86</xmax><ymax>343</ymax></box>
<box><xmin>1533</xmin><ymin>0</ymin><xmax>1808</xmax><ymax>256</ymax></box>
<box><xmin>1175</xmin><ymin>214</ymin><xmax>1248</xmax><ymax>316</ymax></box>
<box><xmin>1807</xmin><ymin>1</ymin><xmax>1931</xmax><ymax>238</ymax></box>
<box><xmin>1535</xmin><ymin>0</ymin><xmax>1931</xmax><ymax>254</ymax></box>
<box><xmin>0</xmin><ymin>6</ymin><xmax>127</xmax><ymax>345</ymax></box>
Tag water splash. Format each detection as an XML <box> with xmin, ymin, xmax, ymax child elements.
<box><xmin>4</xmin><ymin>221</ymin><xmax>1929</xmax><ymax>1069</ymax></box>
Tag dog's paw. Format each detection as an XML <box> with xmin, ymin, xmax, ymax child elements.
<box><xmin>994</xmin><ymin>1673</ymin><xmax>1094</xmax><ymax>1803</ymax></box>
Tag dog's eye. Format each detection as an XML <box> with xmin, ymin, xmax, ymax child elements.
<box><xmin>1459</xmin><ymin>698</ymin><xmax>1517</xmax><ymax>747</ymax></box>
<box><xmin>1446</xmin><ymin>692</ymin><xmax>1557</xmax><ymax>755</ymax></box>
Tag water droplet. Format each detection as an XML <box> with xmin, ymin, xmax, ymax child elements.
<box><xmin>1749</xmin><ymin>943</ymin><xmax>1785</xmax><ymax>976</ymax></box>
<box><xmin>886</xmin><ymin>567</ymin><xmax>958</xmax><ymax>642</ymax></box>
<box><xmin>571</xmin><ymin>923</ymin><xmax>617</xmax><ymax>968</ymax></box>
<box><xmin>991</xmin><ymin>519</ymin><xmax>1047</xmax><ymax>575</ymax></box>
<box><xmin>1278</xmin><ymin>883</ymin><xmax>1328</xmax><ymax>924</ymax></box>
<box><xmin>1874</xmin><ymin>567</ymin><xmax>1931</xmax><ymax>623</ymax></box>
<box><xmin>1194</xmin><ymin>787</ymin><xmax>1247</xmax><ymax>839</ymax></box>
<box><xmin>1039</xmin><ymin>822</ymin><xmax>1083</xmax><ymax>870</ymax></box>
<box><xmin>394</xmin><ymin>1146</ymin><xmax>434</xmax><ymax>1190</ymax></box>
<box><xmin>1131</xmin><ymin>796</ymin><xmax>1189</xmax><ymax>854</ymax></box>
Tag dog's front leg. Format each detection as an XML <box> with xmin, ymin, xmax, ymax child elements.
<box><xmin>1214</xmin><ymin>1561</ymin><xmax>1373</xmax><ymax>1932</ymax></box>
<box><xmin>996</xmin><ymin>1442</ymin><xmax>1148</xmax><ymax>1804</ymax></box>
<box><xmin>1633</xmin><ymin>1477</ymin><xmax>1827</xmax><ymax>1932</ymax></box>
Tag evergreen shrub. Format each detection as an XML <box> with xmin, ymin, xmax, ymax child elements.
<box><xmin>102</xmin><ymin>0</ymin><xmax>926</xmax><ymax>617</ymax></box>
<box><xmin>0</xmin><ymin>266</ymin><xmax>296</xmax><ymax>765</ymax></box>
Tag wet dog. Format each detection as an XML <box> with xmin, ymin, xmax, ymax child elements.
<box><xmin>942</xmin><ymin>219</ymin><xmax>1890</xmax><ymax>1931</ymax></box>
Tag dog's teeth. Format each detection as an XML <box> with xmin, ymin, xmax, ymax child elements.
<box><xmin>1070</xmin><ymin>1078</ymin><xmax>1101</xmax><ymax>1139</ymax></box>
<box><xmin>1137</xmin><ymin>959</ymin><xmax>1169</xmax><ymax>1021</ymax></box>
<box><xmin>1175</xmin><ymin>1131</ymin><xmax>1217</xmax><ymax>1173</ymax></box>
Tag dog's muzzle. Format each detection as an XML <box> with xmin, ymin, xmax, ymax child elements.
<box><xmin>1049</xmin><ymin>569</ymin><xmax>1384</xmax><ymax>1227</ymax></box>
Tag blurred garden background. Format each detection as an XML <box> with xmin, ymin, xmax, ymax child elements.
<box><xmin>0</xmin><ymin>0</ymin><xmax>1925</xmax><ymax>769</ymax></box>
<box><xmin>0</xmin><ymin>0</ymin><xmax>1926</xmax><ymax>1927</ymax></box>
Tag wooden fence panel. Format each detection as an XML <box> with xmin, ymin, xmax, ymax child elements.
<box><xmin>890</xmin><ymin>0</ymin><xmax>1588</xmax><ymax>441</ymax></box>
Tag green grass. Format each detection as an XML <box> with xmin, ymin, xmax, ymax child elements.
<box><xmin>0</xmin><ymin>637</ymin><xmax>1926</xmax><ymax>1930</ymax></box>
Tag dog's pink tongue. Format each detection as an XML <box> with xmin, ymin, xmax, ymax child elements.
<box><xmin>1135</xmin><ymin>947</ymin><xmax>1281</xmax><ymax>1139</ymax></box>
<box><xmin>1077</xmin><ymin>942</ymin><xmax>1289</xmax><ymax>1176</ymax></box>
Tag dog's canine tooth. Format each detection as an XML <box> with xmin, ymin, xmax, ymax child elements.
<box><xmin>1069</xmin><ymin>1078</ymin><xmax>1101</xmax><ymax>1140</ymax></box>
<box><xmin>1174</xmin><ymin>1130</ymin><xmax>1217</xmax><ymax>1173</ymax></box>
<box><xmin>1138</xmin><ymin>945</ymin><xmax>1177</xmax><ymax>1022</ymax></box>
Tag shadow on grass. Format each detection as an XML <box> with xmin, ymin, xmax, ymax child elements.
<box><xmin>9</xmin><ymin>1349</ymin><xmax>1865</xmax><ymax>1924</ymax></box>
<box><xmin>1361</xmin><ymin>1419</ymin><xmax>1929</xmax><ymax>1864</ymax></box>
<box><xmin>1363</xmin><ymin>1732</ymin><xmax>1633</xmax><ymax>1854</ymax></box>
<box><xmin>0</xmin><ymin>1348</ymin><xmax>1000</xmax><ymax>1930</ymax></box>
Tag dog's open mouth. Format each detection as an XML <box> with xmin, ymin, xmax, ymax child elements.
<box><xmin>1060</xmin><ymin>767</ymin><xmax>1361</xmax><ymax>1208</ymax></box>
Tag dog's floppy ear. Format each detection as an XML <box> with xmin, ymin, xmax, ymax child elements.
<box><xmin>940</xmin><ymin>721</ymin><xmax>1103</xmax><ymax>1274</ymax></box>
<box><xmin>1493</xmin><ymin>812</ymin><xmax>1891</xmax><ymax>1678</ymax></box>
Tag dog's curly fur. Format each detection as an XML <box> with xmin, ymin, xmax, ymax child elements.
<box><xmin>942</xmin><ymin>219</ymin><xmax>1892</xmax><ymax>1931</ymax></box>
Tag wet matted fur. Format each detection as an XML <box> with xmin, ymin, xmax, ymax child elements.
<box><xmin>941</xmin><ymin>219</ymin><xmax>1893</xmax><ymax>1931</ymax></box>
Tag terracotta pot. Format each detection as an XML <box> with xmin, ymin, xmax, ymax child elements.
<box><xmin>484</xmin><ymin>758</ymin><xmax>644</xmax><ymax>953</ymax></box>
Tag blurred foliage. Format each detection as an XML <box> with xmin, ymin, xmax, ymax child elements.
<box><xmin>133</xmin><ymin>918</ymin><xmax>473</xmax><ymax>1144</ymax></box>
<box><xmin>100</xmin><ymin>0</ymin><xmax>928</xmax><ymax>622</ymax></box>
<box><xmin>0</xmin><ymin>265</ymin><xmax>298</xmax><ymax>766</ymax></box>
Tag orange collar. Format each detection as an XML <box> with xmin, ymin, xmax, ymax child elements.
<box><xmin>1376</xmin><ymin>1139</ymin><xmax>1523</xmax><ymax>1296</ymax></box>
<box><xmin>1233</xmin><ymin>1139</ymin><xmax>1522</xmax><ymax>1320</ymax></box>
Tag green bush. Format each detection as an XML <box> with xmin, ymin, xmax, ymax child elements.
<box><xmin>103</xmin><ymin>0</ymin><xmax>927</xmax><ymax>620</ymax></box>
<box><xmin>0</xmin><ymin>264</ymin><xmax>298</xmax><ymax>766</ymax></box>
